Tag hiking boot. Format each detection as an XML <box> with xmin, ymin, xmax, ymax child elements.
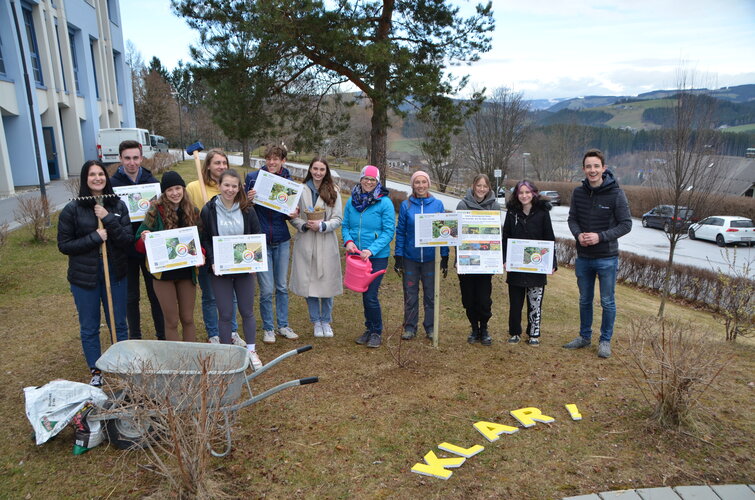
<box><xmin>527</xmin><ymin>337</ymin><xmax>540</xmax><ymax>346</ymax></box>
<box><xmin>208</xmin><ymin>336</ymin><xmax>220</xmax><ymax>344</ymax></box>
<box><xmin>598</xmin><ymin>341</ymin><xmax>612</xmax><ymax>358</ymax></box>
<box><xmin>231</xmin><ymin>331</ymin><xmax>246</xmax><ymax>347</ymax></box>
<box><xmin>367</xmin><ymin>333</ymin><xmax>382</xmax><ymax>348</ymax></box>
<box><xmin>89</xmin><ymin>369</ymin><xmax>103</xmax><ymax>388</ymax></box>
<box><xmin>508</xmin><ymin>335</ymin><xmax>521</xmax><ymax>344</ymax></box>
<box><xmin>401</xmin><ymin>329</ymin><xmax>416</xmax><ymax>340</ymax></box>
<box><xmin>322</xmin><ymin>323</ymin><xmax>334</xmax><ymax>337</ymax></box>
<box><xmin>314</xmin><ymin>322</ymin><xmax>325</xmax><ymax>338</ymax></box>
<box><xmin>355</xmin><ymin>331</ymin><xmax>371</xmax><ymax>345</ymax></box>
<box><xmin>262</xmin><ymin>330</ymin><xmax>276</xmax><ymax>344</ymax></box>
<box><xmin>278</xmin><ymin>326</ymin><xmax>299</xmax><ymax>340</ymax></box>
<box><xmin>563</xmin><ymin>337</ymin><xmax>591</xmax><ymax>349</ymax></box>
<box><xmin>480</xmin><ymin>328</ymin><xmax>492</xmax><ymax>346</ymax></box>
<box><xmin>248</xmin><ymin>350</ymin><xmax>263</xmax><ymax>370</ymax></box>
<box><xmin>467</xmin><ymin>328</ymin><xmax>480</xmax><ymax>344</ymax></box>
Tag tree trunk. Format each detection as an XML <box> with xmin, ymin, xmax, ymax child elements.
<box><xmin>370</xmin><ymin>98</ymin><xmax>388</xmax><ymax>180</ymax></box>
<box><xmin>242</xmin><ymin>140</ymin><xmax>250</xmax><ymax>168</ymax></box>
<box><xmin>657</xmin><ymin>239</ymin><xmax>677</xmax><ymax>318</ymax></box>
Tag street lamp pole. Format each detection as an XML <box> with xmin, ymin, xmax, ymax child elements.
<box><xmin>522</xmin><ymin>152</ymin><xmax>530</xmax><ymax>180</ymax></box>
<box><xmin>172</xmin><ymin>91</ymin><xmax>185</xmax><ymax>160</ymax></box>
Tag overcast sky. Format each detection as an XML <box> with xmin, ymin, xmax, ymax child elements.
<box><xmin>121</xmin><ymin>0</ymin><xmax>755</xmax><ymax>101</ymax></box>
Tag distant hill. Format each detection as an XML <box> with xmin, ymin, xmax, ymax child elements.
<box><xmin>547</xmin><ymin>95</ymin><xmax>627</xmax><ymax>112</ymax></box>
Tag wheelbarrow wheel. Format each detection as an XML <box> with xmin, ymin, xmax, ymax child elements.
<box><xmin>104</xmin><ymin>390</ymin><xmax>153</xmax><ymax>450</ymax></box>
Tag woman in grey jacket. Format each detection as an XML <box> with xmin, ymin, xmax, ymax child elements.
<box><xmin>456</xmin><ymin>174</ymin><xmax>501</xmax><ymax>346</ymax></box>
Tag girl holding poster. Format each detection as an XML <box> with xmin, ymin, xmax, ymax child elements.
<box><xmin>456</xmin><ymin>174</ymin><xmax>500</xmax><ymax>346</ymax></box>
<box><xmin>290</xmin><ymin>158</ymin><xmax>343</xmax><ymax>339</ymax></box>
<box><xmin>58</xmin><ymin>160</ymin><xmax>133</xmax><ymax>386</ymax></box>
<box><xmin>136</xmin><ymin>171</ymin><xmax>201</xmax><ymax>342</ymax></box>
<box><xmin>342</xmin><ymin>165</ymin><xmax>396</xmax><ymax>349</ymax></box>
<box><xmin>200</xmin><ymin>170</ymin><xmax>264</xmax><ymax>370</ymax></box>
<box><xmin>502</xmin><ymin>180</ymin><xmax>557</xmax><ymax>346</ymax></box>
<box><xmin>394</xmin><ymin>170</ymin><xmax>449</xmax><ymax>340</ymax></box>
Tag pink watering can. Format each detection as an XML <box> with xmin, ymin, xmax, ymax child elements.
<box><xmin>343</xmin><ymin>252</ymin><xmax>386</xmax><ymax>292</ymax></box>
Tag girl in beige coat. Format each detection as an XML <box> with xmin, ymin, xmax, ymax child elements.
<box><xmin>290</xmin><ymin>158</ymin><xmax>343</xmax><ymax>337</ymax></box>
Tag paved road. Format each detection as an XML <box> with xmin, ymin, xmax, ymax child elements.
<box><xmin>2</xmin><ymin>155</ymin><xmax>751</xmax><ymax>278</ymax></box>
<box><xmin>564</xmin><ymin>484</ymin><xmax>755</xmax><ymax>500</ymax></box>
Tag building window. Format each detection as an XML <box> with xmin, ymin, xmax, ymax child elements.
<box><xmin>22</xmin><ymin>5</ymin><xmax>44</xmax><ymax>86</ymax></box>
<box><xmin>68</xmin><ymin>30</ymin><xmax>80</xmax><ymax>94</ymax></box>
<box><xmin>0</xmin><ymin>36</ymin><xmax>6</xmax><ymax>75</ymax></box>
<box><xmin>89</xmin><ymin>38</ymin><xmax>99</xmax><ymax>99</ymax></box>
<box><xmin>107</xmin><ymin>0</ymin><xmax>119</xmax><ymax>25</ymax></box>
<box><xmin>113</xmin><ymin>51</ymin><xmax>123</xmax><ymax>104</ymax></box>
<box><xmin>55</xmin><ymin>19</ymin><xmax>67</xmax><ymax>92</ymax></box>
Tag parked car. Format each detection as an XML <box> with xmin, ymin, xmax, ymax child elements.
<box><xmin>97</xmin><ymin>128</ymin><xmax>156</xmax><ymax>163</ymax></box>
<box><xmin>688</xmin><ymin>216</ymin><xmax>754</xmax><ymax>247</ymax></box>
<box><xmin>641</xmin><ymin>205</ymin><xmax>695</xmax><ymax>232</ymax></box>
<box><xmin>539</xmin><ymin>190</ymin><xmax>561</xmax><ymax>206</ymax></box>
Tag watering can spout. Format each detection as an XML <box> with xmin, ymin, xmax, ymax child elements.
<box><xmin>343</xmin><ymin>253</ymin><xmax>387</xmax><ymax>292</ymax></box>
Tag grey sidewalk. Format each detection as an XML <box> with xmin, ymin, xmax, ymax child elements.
<box><xmin>0</xmin><ymin>179</ymin><xmax>72</xmax><ymax>231</ymax></box>
<box><xmin>564</xmin><ymin>484</ymin><xmax>755</xmax><ymax>500</ymax></box>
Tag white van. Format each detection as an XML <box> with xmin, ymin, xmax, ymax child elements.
<box><xmin>150</xmin><ymin>135</ymin><xmax>170</xmax><ymax>154</ymax></box>
<box><xmin>97</xmin><ymin>128</ymin><xmax>156</xmax><ymax>163</ymax></box>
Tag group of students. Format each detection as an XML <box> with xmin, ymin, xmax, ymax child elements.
<box><xmin>58</xmin><ymin>141</ymin><xmax>629</xmax><ymax>386</ymax></box>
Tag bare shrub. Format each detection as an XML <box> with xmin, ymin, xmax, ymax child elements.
<box><xmin>14</xmin><ymin>195</ymin><xmax>50</xmax><ymax>242</ymax></box>
<box><xmin>142</xmin><ymin>152</ymin><xmax>179</xmax><ymax>175</ymax></box>
<box><xmin>623</xmin><ymin>317</ymin><xmax>728</xmax><ymax>429</ymax></box>
<box><xmin>389</xmin><ymin>190</ymin><xmax>407</xmax><ymax>213</ymax></box>
<box><xmin>712</xmin><ymin>251</ymin><xmax>754</xmax><ymax>342</ymax></box>
<box><xmin>65</xmin><ymin>176</ymin><xmax>81</xmax><ymax>198</ymax></box>
<box><xmin>104</xmin><ymin>355</ymin><xmax>235</xmax><ymax>499</ymax></box>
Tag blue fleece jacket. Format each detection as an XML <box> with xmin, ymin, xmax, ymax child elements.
<box><xmin>395</xmin><ymin>195</ymin><xmax>449</xmax><ymax>262</ymax></box>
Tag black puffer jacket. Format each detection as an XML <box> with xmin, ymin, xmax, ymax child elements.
<box><xmin>57</xmin><ymin>198</ymin><xmax>133</xmax><ymax>288</ymax></box>
<box><xmin>502</xmin><ymin>203</ymin><xmax>557</xmax><ymax>287</ymax></box>
<box><xmin>567</xmin><ymin>170</ymin><xmax>632</xmax><ymax>258</ymax></box>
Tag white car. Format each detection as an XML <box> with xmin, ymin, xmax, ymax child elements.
<box><xmin>688</xmin><ymin>216</ymin><xmax>754</xmax><ymax>247</ymax></box>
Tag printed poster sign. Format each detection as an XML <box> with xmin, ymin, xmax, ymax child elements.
<box><xmin>456</xmin><ymin>210</ymin><xmax>504</xmax><ymax>275</ymax></box>
<box><xmin>505</xmin><ymin>239</ymin><xmax>555</xmax><ymax>274</ymax></box>
<box><xmin>251</xmin><ymin>169</ymin><xmax>303</xmax><ymax>215</ymax></box>
<box><xmin>113</xmin><ymin>183</ymin><xmax>160</xmax><ymax>222</ymax></box>
<box><xmin>144</xmin><ymin>226</ymin><xmax>203</xmax><ymax>273</ymax></box>
<box><xmin>415</xmin><ymin>213</ymin><xmax>460</xmax><ymax>248</ymax></box>
<box><xmin>212</xmin><ymin>234</ymin><xmax>268</xmax><ymax>275</ymax></box>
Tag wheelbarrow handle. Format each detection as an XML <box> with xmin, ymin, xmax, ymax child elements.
<box><xmin>299</xmin><ymin>377</ymin><xmax>318</xmax><ymax>385</ymax></box>
<box><xmin>245</xmin><ymin>345</ymin><xmax>314</xmax><ymax>382</ymax></box>
<box><xmin>297</xmin><ymin>345</ymin><xmax>313</xmax><ymax>354</ymax></box>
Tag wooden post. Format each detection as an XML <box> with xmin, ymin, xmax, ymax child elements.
<box><xmin>433</xmin><ymin>247</ymin><xmax>440</xmax><ymax>347</ymax></box>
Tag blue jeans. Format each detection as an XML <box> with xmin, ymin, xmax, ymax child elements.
<box><xmin>257</xmin><ymin>240</ymin><xmax>290</xmax><ymax>331</ymax></box>
<box><xmin>306</xmin><ymin>297</ymin><xmax>333</xmax><ymax>323</ymax></box>
<box><xmin>198</xmin><ymin>265</ymin><xmax>237</xmax><ymax>339</ymax></box>
<box><xmin>70</xmin><ymin>262</ymin><xmax>128</xmax><ymax>369</ymax></box>
<box><xmin>576</xmin><ymin>256</ymin><xmax>618</xmax><ymax>342</ymax></box>
<box><xmin>363</xmin><ymin>257</ymin><xmax>388</xmax><ymax>334</ymax></box>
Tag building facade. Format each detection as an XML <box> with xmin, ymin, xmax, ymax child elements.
<box><xmin>0</xmin><ymin>0</ymin><xmax>134</xmax><ymax>196</ymax></box>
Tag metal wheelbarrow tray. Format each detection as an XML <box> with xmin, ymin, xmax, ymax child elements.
<box><xmin>92</xmin><ymin>340</ymin><xmax>318</xmax><ymax>456</ymax></box>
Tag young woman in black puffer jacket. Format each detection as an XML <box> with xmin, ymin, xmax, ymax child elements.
<box><xmin>58</xmin><ymin>160</ymin><xmax>133</xmax><ymax>386</ymax></box>
<box><xmin>502</xmin><ymin>180</ymin><xmax>557</xmax><ymax>346</ymax></box>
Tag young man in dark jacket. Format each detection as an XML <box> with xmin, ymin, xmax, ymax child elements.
<box><xmin>110</xmin><ymin>140</ymin><xmax>165</xmax><ymax>340</ymax></box>
<box><xmin>564</xmin><ymin>149</ymin><xmax>632</xmax><ymax>358</ymax></box>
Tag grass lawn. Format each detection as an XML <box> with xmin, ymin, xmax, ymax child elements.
<box><xmin>0</xmin><ymin>175</ymin><xmax>753</xmax><ymax>498</ymax></box>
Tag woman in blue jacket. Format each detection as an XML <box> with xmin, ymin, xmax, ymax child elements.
<box><xmin>342</xmin><ymin>165</ymin><xmax>396</xmax><ymax>348</ymax></box>
<box><xmin>394</xmin><ymin>171</ymin><xmax>448</xmax><ymax>340</ymax></box>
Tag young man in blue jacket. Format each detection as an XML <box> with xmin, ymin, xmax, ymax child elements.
<box><xmin>110</xmin><ymin>140</ymin><xmax>165</xmax><ymax>340</ymax></box>
<box><xmin>565</xmin><ymin>149</ymin><xmax>632</xmax><ymax>358</ymax></box>
<box><xmin>245</xmin><ymin>145</ymin><xmax>299</xmax><ymax>344</ymax></box>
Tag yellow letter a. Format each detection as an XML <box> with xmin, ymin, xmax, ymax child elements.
<box><xmin>510</xmin><ymin>407</ymin><xmax>555</xmax><ymax>428</ymax></box>
<box><xmin>473</xmin><ymin>420</ymin><xmax>519</xmax><ymax>442</ymax></box>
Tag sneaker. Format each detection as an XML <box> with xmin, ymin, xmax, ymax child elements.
<box><xmin>278</xmin><ymin>326</ymin><xmax>299</xmax><ymax>340</ymax></box>
<box><xmin>89</xmin><ymin>369</ymin><xmax>103</xmax><ymax>387</ymax></box>
<box><xmin>480</xmin><ymin>328</ymin><xmax>492</xmax><ymax>346</ymax></box>
<box><xmin>314</xmin><ymin>322</ymin><xmax>324</xmax><ymax>338</ymax></box>
<box><xmin>527</xmin><ymin>337</ymin><xmax>540</xmax><ymax>346</ymax></box>
<box><xmin>597</xmin><ymin>341</ymin><xmax>612</xmax><ymax>358</ymax></box>
<box><xmin>322</xmin><ymin>323</ymin><xmax>334</xmax><ymax>338</ymax></box>
<box><xmin>355</xmin><ymin>331</ymin><xmax>370</xmax><ymax>345</ymax></box>
<box><xmin>262</xmin><ymin>330</ymin><xmax>276</xmax><ymax>344</ymax></box>
<box><xmin>401</xmin><ymin>329</ymin><xmax>416</xmax><ymax>340</ymax></box>
<box><xmin>248</xmin><ymin>350</ymin><xmax>263</xmax><ymax>371</ymax></box>
<box><xmin>563</xmin><ymin>337</ymin><xmax>591</xmax><ymax>349</ymax></box>
<box><xmin>367</xmin><ymin>332</ymin><xmax>382</xmax><ymax>348</ymax></box>
<box><xmin>231</xmin><ymin>331</ymin><xmax>246</xmax><ymax>347</ymax></box>
<box><xmin>208</xmin><ymin>336</ymin><xmax>220</xmax><ymax>344</ymax></box>
<box><xmin>508</xmin><ymin>335</ymin><xmax>521</xmax><ymax>344</ymax></box>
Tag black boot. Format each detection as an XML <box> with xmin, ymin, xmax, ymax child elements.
<box><xmin>467</xmin><ymin>324</ymin><xmax>480</xmax><ymax>344</ymax></box>
<box><xmin>479</xmin><ymin>324</ymin><xmax>492</xmax><ymax>346</ymax></box>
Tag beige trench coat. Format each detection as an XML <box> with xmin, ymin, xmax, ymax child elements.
<box><xmin>289</xmin><ymin>184</ymin><xmax>343</xmax><ymax>298</ymax></box>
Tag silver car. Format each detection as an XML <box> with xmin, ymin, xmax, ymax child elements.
<box><xmin>688</xmin><ymin>216</ymin><xmax>754</xmax><ymax>247</ymax></box>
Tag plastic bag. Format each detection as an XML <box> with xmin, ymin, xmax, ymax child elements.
<box><xmin>24</xmin><ymin>380</ymin><xmax>108</xmax><ymax>445</ymax></box>
<box><xmin>71</xmin><ymin>402</ymin><xmax>105</xmax><ymax>454</ymax></box>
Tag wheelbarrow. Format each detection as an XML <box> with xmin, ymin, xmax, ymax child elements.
<box><xmin>89</xmin><ymin>340</ymin><xmax>318</xmax><ymax>457</ymax></box>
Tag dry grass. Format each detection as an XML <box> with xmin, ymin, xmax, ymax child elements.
<box><xmin>0</xmin><ymin>176</ymin><xmax>753</xmax><ymax>498</ymax></box>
